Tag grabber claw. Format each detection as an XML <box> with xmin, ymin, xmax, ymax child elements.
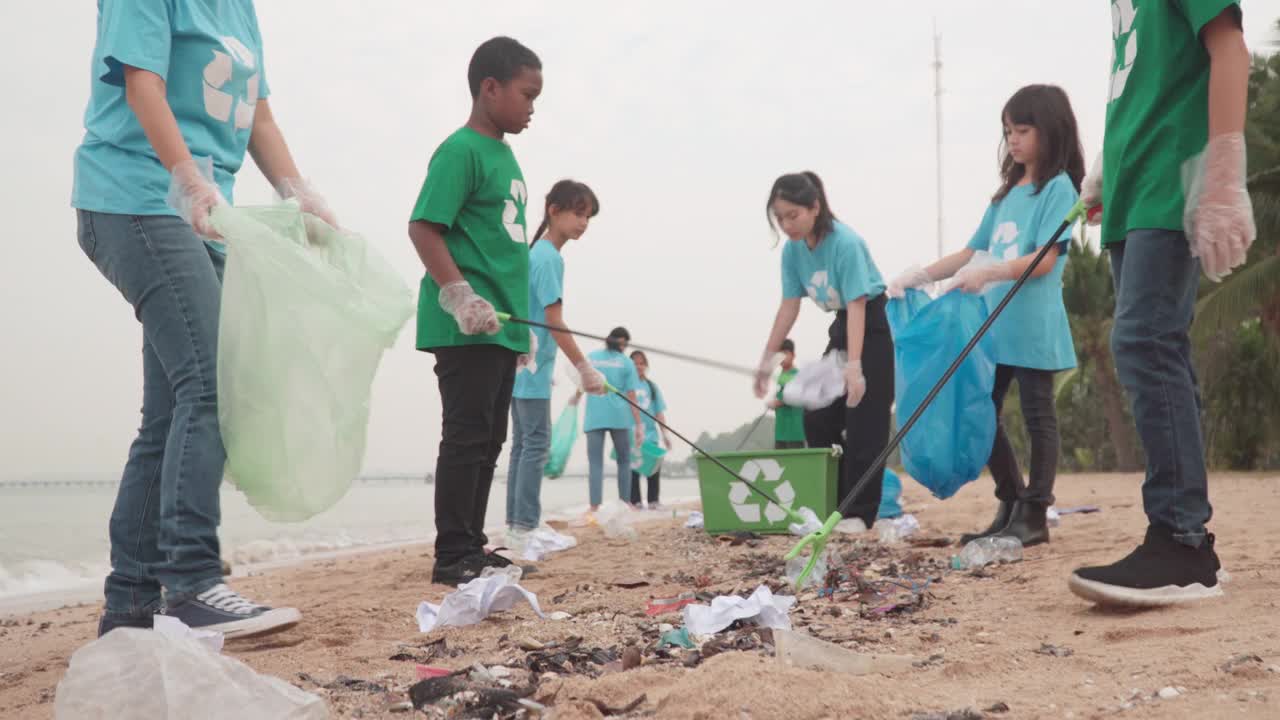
<box><xmin>784</xmin><ymin>511</ymin><xmax>842</xmax><ymax>590</ymax></box>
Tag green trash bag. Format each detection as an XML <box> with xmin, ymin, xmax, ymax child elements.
<box><xmin>211</xmin><ymin>204</ymin><xmax>414</xmax><ymax>521</ymax></box>
<box><xmin>611</xmin><ymin>441</ymin><xmax>667</xmax><ymax>477</ymax></box>
<box><xmin>544</xmin><ymin>404</ymin><xmax>580</xmax><ymax>479</ymax></box>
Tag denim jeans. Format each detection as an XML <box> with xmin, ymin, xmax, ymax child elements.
<box><xmin>76</xmin><ymin>211</ymin><xmax>227</xmax><ymax>621</ymax></box>
<box><xmin>586</xmin><ymin>428</ymin><xmax>632</xmax><ymax>506</ymax></box>
<box><xmin>987</xmin><ymin>364</ymin><xmax>1059</xmax><ymax>506</ymax></box>
<box><xmin>1110</xmin><ymin>229</ymin><xmax>1211</xmax><ymax>547</ymax></box>
<box><xmin>506</xmin><ymin>398</ymin><xmax>551</xmax><ymax>530</ymax></box>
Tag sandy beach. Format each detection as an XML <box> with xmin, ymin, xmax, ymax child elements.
<box><xmin>3</xmin><ymin>472</ymin><xmax>1279</xmax><ymax>720</ymax></box>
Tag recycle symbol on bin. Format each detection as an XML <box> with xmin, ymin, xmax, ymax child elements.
<box><xmin>728</xmin><ymin>459</ymin><xmax>794</xmax><ymax>524</ymax></box>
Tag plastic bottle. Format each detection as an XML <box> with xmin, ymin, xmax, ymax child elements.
<box><xmin>480</xmin><ymin>565</ymin><xmax>523</xmax><ymax>582</ymax></box>
<box><xmin>877</xmin><ymin>514</ymin><xmax>920</xmax><ymax>544</ymax></box>
<box><xmin>956</xmin><ymin>536</ymin><xmax>1023</xmax><ymax>569</ymax></box>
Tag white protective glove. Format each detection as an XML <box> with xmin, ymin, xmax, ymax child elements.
<box><xmin>166</xmin><ymin>157</ymin><xmax>227</xmax><ymax>239</ymax></box>
<box><xmin>635</xmin><ymin>426</ymin><xmax>646</xmax><ymax>450</ymax></box>
<box><xmin>574</xmin><ymin>359</ymin><xmax>607</xmax><ymax>395</ymax></box>
<box><xmin>516</xmin><ymin>330</ymin><xmax>538</xmax><ymax>371</ymax></box>
<box><xmin>753</xmin><ymin>351</ymin><xmax>786</xmax><ymax>399</ymax></box>
<box><xmin>845</xmin><ymin>359</ymin><xmax>866</xmax><ymax>408</ymax></box>
<box><xmin>438</xmin><ymin>281</ymin><xmax>501</xmax><ymax>335</ymax></box>
<box><xmin>887</xmin><ymin>265</ymin><xmax>933</xmax><ymax>299</ymax></box>
<box><xmin>1081</xmin><ymin>151</ymin><xmax>1103</xmax><ymax>226</ymax></box>
<box><xmin>276</xmin><ymin>177</ymin><xmax>339</xmax><ymax>229</ymax></box>
<box><xmin>1183</xmin><ymin>132</ymin><xmax>1256</xmax><ymax>282</ymax></box>
<box><xmin>952</xmin><ymin>262</ymin><xmax>1014</xmax><ymax>294</ymax></box>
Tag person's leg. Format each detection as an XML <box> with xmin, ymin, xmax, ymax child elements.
<box><xmin>612</xmin><ymin>428</ymin><xmax>633</xmax><ymax>503</ymax></box>
<box><xmin>647</xmin><ymin>469</ymin><xmax>661</xmax><ymax>506</ymax></box>
<box><xmin>505</xmin><ymin>401</ymin><xmax>526</xmax><ymax>529</ymax></box>
<box><xmin>630</xmin><ymin>470</ymin><xmax>643</xmax><ymax>506</ymax></box>
<box><xmin>840</xmin><ymin>322</ymin><xmax>894</xmax><ymax>528</ymax></box>
<box><xmin>960</xmin><ymin>365</ymin><xmax>1021</xmax><ymax>544</ymax></box>
<box><xmin>472</xmin><ymin>350</ymin><xmax>517</xmax><ymax>554</ymax></box>
<box><xmin>1016</xmin><ymin>368</ymin><xmax>1059</xmax><ymax>506</ymax></box>
<box><xmin>586</xmin><ymin>430</ymin><xmax>605</xmax><ymax>508</ymax></box>
<box><xmin>511</xmin><ymin>398</ymin><xmax>550</xmax><ymax>530</ymax></box>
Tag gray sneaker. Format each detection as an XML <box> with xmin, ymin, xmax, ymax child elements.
<box><xmin>165</xmin><ymin>584</ymin><xmax>300</xmax><ymax>639</ymax></box>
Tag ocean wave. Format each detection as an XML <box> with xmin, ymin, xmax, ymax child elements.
<box><xmin>0</xmin><ymin>559</ymin><xmax>105</xmax><ymax>599</ymax></box>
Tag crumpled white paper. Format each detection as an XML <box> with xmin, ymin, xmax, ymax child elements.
<box><xmin>788</xmin><ymin>506</ymin><xmax>822</xmax><ymax>537</ymax></box>
<box><xmin>781</xmin><ymin>350</ymin><xmax>848</xmax><ymax>410</ymax></box>
<box><xmin>417</xmin><ymin>574</ymin><xmax>545</xmax><ymax>632</ymax></box>
<box><xmin>684</xmin><ymin>511</ymin><xmax>704</xmax><ymax>529</ymax></box>
<box><xmin>682</xmin><ymin>584</ymin><xmax>796</xmax><ymax>635</ymax></box>
<box><xmin>519</xmin><ymin>527</ymin><xmax>577</xmax><ymax>562</ymax></box>
<box><xmin>153</xmin><ymin>614</ymin><xmax>224</xmax><ymax>653</ymax></box>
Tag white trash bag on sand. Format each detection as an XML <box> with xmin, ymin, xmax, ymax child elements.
<box><xmin>55</xmin><ymin>627</ymin><xmax>327</xmax><ymax>719</ymax></box>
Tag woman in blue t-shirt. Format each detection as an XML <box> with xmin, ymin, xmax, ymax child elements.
<box><xmin>72</xmin><ymin>1</ymin><xmax>334</xmax><ymax>639</ymax></box>
<box><xmin>577</xmin><ymin>328</ymin><xmax>644</xmax><ymax>511</ymax></box>
<box><xmin>628</xmin><ymin>351</ymin><xmax>674</xmax><ymax>509</ymax></box>
<box><xmin>890</xmin><ymin>84</ymin><xmax>1084</xmax><ymax>547</ymax></box>
<box><xmin>754</xmin><ymin>171</ymin><xmax>894</xmax><ymax>532</ymax></box>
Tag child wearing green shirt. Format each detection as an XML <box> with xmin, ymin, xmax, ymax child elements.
<box><xmin>407</xmin><ymin>36</ymin><xmax>543</xmax><ymax>586</ymax></box>
<box><xmin>770</xmin><ymin>339</ymin><xmax>806</xmax><ymax>450</ymax></box>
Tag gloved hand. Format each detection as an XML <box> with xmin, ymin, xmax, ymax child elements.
<box><xmin>1184</xmin><ymin>132</ymin><xmax>1256</xmax><ymax>282</ymax></box>
<box><xmin>845</xmin><ymin>359</ymin><xmax>866</xmax><ymax>408</ymax></box>
<box><xmin>277</xmin><ymin>177</ymin><xmax>339</xmax><ymax>229</ymax></box>
<box><xmin>887</xmin><ymin>265</ymin><xmax>932</xmax><ymax>299</ymax></box>
<box><xmin>166</xmin><ymin>158</ymin><xmax>226</xmax><ymax>239</ymax></box>
<box><xmin>662</xmin><ymin>433</ymin><xmax>673</xmax><ymax>450</ymax></box>
<box><xmin>1081</xmin><ymin>151</ymin><xmax>1103</xmax><ymax>226</ymax></box>
<box><xmin>574</xmin><ymin>359</ymin><xmax>607</xmax><ymax>395</ymax></box>
<box><xmin>753</xmin><ymin>351</ymin><xmax>784</xmax><ymax>399</ymax></box>
<box><xmin>952</xmin><ymin>262</ymin><xmax>1014</xmax><ymax>294</ymax></box>
<box><xmin>516</xmin><ymin>330</ymin><xmax>538</xmax><ymax>371</ymax></box>
<box><xmin>438</xmin><ymin>281</ymin><xmax>501</xmax><ymax>335</ymax></box>
<box><xmin>635</xmin><ymin>426</ymin><xmax>646</xmax><ymax>449</ymax></box>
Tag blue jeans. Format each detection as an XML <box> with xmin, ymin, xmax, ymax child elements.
<box><xmin>506</xmin><ymin>398</ymin><xmax>550</xmax><ymax>530</ymax></box>
<box><xmin>586</xmin><ymin>429</ymin><xmax>632</xmax><ymax>506</ymax></box>
<box><xmin>77</xmin><ymin>211</ymin><xmax>227</xmax><ymax>620</ymax></box>
<box><xmin>1110</xmin><ymin>229</ymin><xmax>1211</xmax><ymax>547</ymax></box>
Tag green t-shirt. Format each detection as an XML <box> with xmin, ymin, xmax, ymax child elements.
<box><xmin>411</xmin><ymin>127</ymin><xmax>530</xmax><ymax>353</ymax></box>
<box><xmin>1100</xmin><ymin>0</ymin><xmax>1240</xmax><ymax>247</ymax></box>
<box><xmin>774</xmin><ymin>367</ymin><xmax>805</xmax><ymax>443</ymax></box>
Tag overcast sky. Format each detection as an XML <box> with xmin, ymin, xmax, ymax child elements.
<box><xmin>3</xmin><ymin>1</ymin><xmax>1278</xmax><ymax>480</ymax></box>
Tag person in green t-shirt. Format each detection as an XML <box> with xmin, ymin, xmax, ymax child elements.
<box><xmin>407</xmin><ymin>36</ymin><xmax>543</xmax><ymax>587</ymax></box>
<box><xmin>769</xmin><ymin>339</ymin><xmax>806</xmax><ymax>450</ymax></box>
<box><xmin>1069</xmin><ymin>2</ymin><xmax>1256</xmax><ymax>609</ymax></box>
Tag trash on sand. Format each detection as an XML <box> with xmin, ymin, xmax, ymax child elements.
<box><xmin>407</xmin><ymin>674</ymin><xmax>535</xmax><ymax>714</ymax></box>
<box><xmin>788</xmin><ymin>506</ymin><xmax>823</xmax><ymax>537</ymax></box>
<box><xmin>480</xmin><ymin>565</ymin><xmax>523</xmax><ymax>582</ymax></box>
<box><xmin>153</xmin><ymin>615</ymin><xmax>224</xmax><ymax>653</ymax></box>
<box><xmin>910</xmin><ymin>709</ymin><xmax>984</xmax><ymax>720</ymax></box>
<box><xmin>955</xmin><ymin>536</ymin><xmax>1023</xmax><ymax>570</ymax></box>
<box><xmin>416</xmin><ymin>666</ymin><xmax>454</xmax><ymax>680</ymax></box>
<box><xmin>774</xmin><ymin>628</ymin><xmax>914</xmax><ymax>676</ymax></box>
<box><xmin>520</xmin><ymin>636</ymin><xmax>619</xmax><ymax>676</ymax></box>
<box><xmin>621</xmin><ymin>647</ymin><xmax>643</xmax><ymax>671</ymax></box>
<box><xmin>786</xmin><ymin>548</ymin><xmax>832</xmax><ymax>589</ymax></box>
<box><xmin>659</xmin><ymin>627</ymin><xmax>695</xmax><ymax>649</ymax></box>
<box><xmin>1035</xmin><ymin>643</ymin><xmax>1074</xmax><ymax>658</ymax></box>
<box><xmin>55</xmin><ymin>628</ymin><xmax>327</xmax><ymax>719</ymax></box>
<box><xmin>417</xmin><ymin>573</ymin><xmax>545</xmax><ymax>632</ymax></box>
<box><xmin>782</xmin><ymin>350</ymin><xmax>849</xmax><ymax>410</ymax></box>
<box><xmin>684</xmin><ymin>511</ymin><xmax>704</xmax><ymax>529</ymax></box>
<box><xmin>586</xmin><ymin>694</ymin><xmax>647</xmax><ymax>717</ymax></box>
<box><xmin>1046</xmin><ymin>506</ymin><xmax>1061</xmax><ymax>527</ymax></box>
<box><xmin>298</xmin><ymin>674</ymin><xmax>388</xmax><ymax>694</ymax></box>
<box><xmin>598</xmin><ymin>504</ymin><xmax>640</xmax><ymax>540</ymax></box>
<box><xmin>877</xmin><ymin>514</ymin><xmax>920</xmax><ymax>544</ymax></box>
<box><xmin>548</xmin><ymin>611</ymin><xmax>573</xmax><ymax>621</ymax></box>
<box><xmin>519</xmin><ymin>527</ymin><xmax>577</xmax><ymax>562</ymax></box>
<box><xmin>646</xmin><ymin>593</ymin><xmax>699</xmax><ymax>617</ymax></box>
<box><xmin>612</xmin><ymin>577</ymin><xmax>650</xmax><ymax>589</ymax></box>
<box><xmin>683</xmin><ymin>584</ymin><xmax>796</xmax><ymax>635</ymax></box>
<box><xmin>1056</xmin><ymin>505</ymin><xmax>1101</xmax><ymax>515</ymax></box>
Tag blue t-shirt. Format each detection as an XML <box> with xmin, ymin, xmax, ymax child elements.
<box><xmin>513</xmin><ymin>240</ymin><xmax>564</xmax><ymax>400</ymax></box>
<box><xmin>72</xmin><ymin>0</ymin><xmax>270</xmax><ymax>217</ymax></box>
<box><xmin>633</xmin><ymin>378</ymin><xmax>667</xmax><ymax>445</ymax></box>
<box><xmin>583</xmin><ymin>349</ymin><xmax>641</xmax><ymax>432</ymax></box>
<box><xmin>964</xmin><ymin>173</ymin><xmax>1079</xmax><ymax>372</ymax></box>
<box><xmin>781</xmin><ymin>221</ymin><xmax>886</xmax><ymax>311</ymax></box>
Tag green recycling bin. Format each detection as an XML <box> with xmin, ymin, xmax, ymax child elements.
<box><xmin>695</xmin><ymin>448</ymin><xmax>840</xmax><ymax>534</ymax></box>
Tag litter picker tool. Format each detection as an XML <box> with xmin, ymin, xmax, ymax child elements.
<box><xmin>785</xmin><ymin>199</ymin><xmax>1089</xmax><ymax>588</ymax></box>
<box><xmin>735</xmin><ymin>412</ymin><xmax>769</xmax><ymax>451</ymax></box>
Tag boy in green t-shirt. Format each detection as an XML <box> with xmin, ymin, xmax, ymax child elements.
<box><xmin>407</xmin><ymin>36</ymin><xmax>542</xmax><ymax>586</ymax></box>
<box><xmin>1070</xmin><ymin>1</ymin><xmax>1256</xmax><ymax>608</ymax></box>
<box><xmin>770</xmin><ymin>339</ymin><xmax>806</xmax><ymax>450</ymax></box>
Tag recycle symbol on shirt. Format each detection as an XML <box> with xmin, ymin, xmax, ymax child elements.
<box><xmin>728</xmin><ymin>459</ymin><xmax>796</xmax><ymax>524</ymax></box>
<box><xmin>806</xmin><ymin>271</ymin><xmax>842</xmax><ymax>311</ymax></box>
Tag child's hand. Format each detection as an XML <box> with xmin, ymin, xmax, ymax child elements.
<box><xmin>887</xmin><ymin>266</ymin><xmax>932</xmax><ymax>299</ymax></box>
<box><xmin>1184</xmin><ymin>132</ymin><xmax>1256</xmax><ymax>281</ymax></box>
<box><xmin>952</xmin><ymin>264</ymin><xmax>1007</xmax><ymax>294</ymax></box>
<box><xmin>438</xmin><ymin>281</ymin><xmax>501</xmax><ymax>335</ymax></box>
<box><xmin>574</xmin><ymin>360</ymin><xmax>607</xmax><ymax>395</ymax></box>
<box><xmin>277</xmin><ymin>177</ymin><xmax>339</xmax><ymax>230</ymax></box>
<box><xmin>845</xmin><ymin>360</ymin><xmax>866</xmax><ymax>408</ymax></box>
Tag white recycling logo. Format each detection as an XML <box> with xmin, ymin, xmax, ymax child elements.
<box><xmin>1109</xmin><ymin>0</ymin><xmax>1138</xmax><ymax>103</ymax></box>
<box><xmin>728</xmin><ymin>458</ymin><xmax>796</xmax><ymax>525</ymax></box>
<box><xmin>991</xmin><ymin>221</ymin><xmax>1021</xmax><ymax>261</ymax></box>
<box><xmin>805</xmin><ymin>270</ymin><xmax>842</xmax><ymax>311</ymax></box>
<box><xmin>203</xmin><ymin>36</ymin><xmax>259</xmax><ymax>130</ymax></box>
<box><xmin>504</xmin><ymin>179</ymin><xmax>529</xmax><ymax>243</ymax></box>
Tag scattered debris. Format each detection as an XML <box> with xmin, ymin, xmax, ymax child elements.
<box><xmin>1157</xmin><ymin>686</ymin><xmax>1181</xmax><ymax>700</ymax></box>
<box><xmin>982</xmin><ymin>701</ymin><xmax>1010</xmax><ymax>714</ymax></box>
<box><xmin>1221</xmin><ymin>653</ymin><xmax>1265</xmax><ymax>674</ymax></box>
<box><xmin>683</xmin><ymin>585</ymin><xmax>795</xmax><ymax>635</ymax></box>
<box><xmin>586</xmin><ymin>693</ymin><xmax>646</xmax><ymax>716</ymax></box>
<box><xmin>659</xmin><ymin>627</ymin><xmax>696</xmax><ymax>650</ymax></box>
<box><xmin>621</xmin><ymin>647</ymin><xmax>643</xmax><ymax>671</ymax></box>
<box><xmin>548</xmin><ymin>611</ymin><xmax>573</xmax><ymax>621</ymax></box>
<box><xmin>910</xmin><ymin>709</ymin><xmax>984</xmax><ymax>720</ymax></box>
<box><xmin>521</xmin><ymin>636</ymin><xmax>619</xmax><ymax>676</ymax></box>
<box><xmin>416</xmin><ymin>574</ymin><xmax>545</xmax><ymax>632</ymax></box>
<box><xmin>612</xmin><ymin>577</ymin><xmax>650</xmax><ymax>589</ymax></box>
<box><xmin>646</xmin><ymin>592</ymin><xmax>700</xmax><ymax>616</ymax></box>
<box><xmin>1035</xmin><ymin>643</ymin><xmax>1074</xmax><ymax>658</ymax></box>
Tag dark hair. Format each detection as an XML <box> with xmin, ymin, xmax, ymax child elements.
<box><xmin>994</xmin><ymin>84</ymin><xmax>1085</xmax><ymax>202</ymax></box>
<box><xmin>766</xmin><ymin>172</ymin><xmax>836</xmax><ymax>244</ymax></box>
<box><xmin>629</xmin><ymin>350</ymin><xmax>648</xmax><ymax>366</ymax></box>
<box><xmin>532</xmin><ymin>180</ymin><xmax>600</xmax><ymax>244</ymax></box>
<box><xmin>779</xmin><ymin>339</ymin><xmax>795</xmax><ymax>354</ymax></box>
<box><xmin>606</xmin><ymin>326</ymin><xmax>630</xmax><ymax>352</ymax></box>
<box><xmin>468</xmin><ymin>37</ymin><xmax>541</xmax><ymax>100</ymax></box>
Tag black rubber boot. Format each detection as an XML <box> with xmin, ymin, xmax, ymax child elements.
<box><xmin>998</xmin><ymin>501</ymin><xmax>1050</xmax><ymax>547</ymax></box>
<box><xmin>959</xmin><ymin>500</ymin><xmax>1015</xmax><ymax>546</ymax></box>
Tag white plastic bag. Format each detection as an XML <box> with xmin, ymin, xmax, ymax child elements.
<box><xmin>211</xmin><ymin>204</ymin><xmax>413</xmax><ymax>521</ymax></box>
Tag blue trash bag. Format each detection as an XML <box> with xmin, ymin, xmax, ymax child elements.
<box><xmin>878</xmin><ymin>467</ymin><xmax>903</xmax><ymax>519</ymax></box>
<box><xmin>886</xmin><ymin>289</ymin><xmax>997</xmax><ymax>499</ymax></box>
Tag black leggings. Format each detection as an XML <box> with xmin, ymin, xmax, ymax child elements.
<box><xmin>803</xmin><ymin>295</ymin><xmax>895</xmax><ymax>527</ymax></box>
<box><xmin>630</xmin><ymin>470</ymin><xmax>660</xmax><ymax>505</ymax></box>
<box><xmin>987</xmin><ymin>364</ymin><xmax>1059</xmax><ymax>506</ymax></box>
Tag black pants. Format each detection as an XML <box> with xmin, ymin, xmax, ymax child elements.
<box><xmin>988</xmin><ymin>364</ymin><xmax>1059</xmax><ymax>506</ymax></box>
<box><xmin>775</xmin><ymin>441</ymin><xmax>806</xmax><ymax>450</ymax></box>
<box><xmin>432</xmin><ymin>345</ymin><xmax>517</xmax><ymax>566</ymax></box>
<box><xmin>803</xmin><ymin>296</ymin><xmax>894</xmax><ymax>527</ymax></box>
<box><xmin>630</xmin><ymin>469</ymin><xmax>661</xmax><ymax>505</ymax></box>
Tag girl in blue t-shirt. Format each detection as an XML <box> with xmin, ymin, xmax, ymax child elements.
<box><xmin>754</xmin><ymin>171</ymin><xmax>893</xmax><ymax>532</ymax></box>
<box><xmin>628</xmin><ymin>351</ymin><xmax>674</xmax><ymax>509</ymax></box>
<box><xmin>506</xmin><ymin>180</ymin><xmax>605</xmax><ymax>549</ymax></box>
<box><xmin>577</xmin><ymin>328</ymin><xmax>644</xmax><ymax>511</ymax></box>
<box><xmin>889</xmin><ymin>84</ymin><xmax>1085</xmax><ymax>548</ymax></box>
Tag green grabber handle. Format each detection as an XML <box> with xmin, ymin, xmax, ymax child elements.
<box><xmin>783</xmin><ymin>511</ymin><xmax>842</xmax><ymax>590</ymax></box>
<box><xmin>496</xmin><ymin>312</ymin><xmax>512</xmax><ymax>323</ymax></box>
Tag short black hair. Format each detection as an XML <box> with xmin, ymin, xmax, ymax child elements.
<box><xmin>468</xmin><ymin>36</ymin><xmax>541</xmax><ymax>100</ymax></box>
<box><xmin>606</xmin><ymin>326</ymin><xmax>630</xmax><ymax>352</ymax></box>
<box><xmin>780</xmin><ymin>339</ymin><xmax>795</xmax><ymax>353</ymax></box>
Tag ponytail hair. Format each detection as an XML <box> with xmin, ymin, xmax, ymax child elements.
<box><xmin>994</xmin><ymin>84</ymin><xmax>1085</xmax><ymax>202</ymax></box>
<box><xmin>766</xmin><ymin>171</ymin><xmax>837</xmax><ymax>244</ymax></box>
<box><xmin>532</xmin><ymin>179</ymin><xmax>600</xmax><ymax>244</ymax></box>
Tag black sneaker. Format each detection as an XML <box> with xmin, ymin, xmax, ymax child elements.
<box><xmin>430</xmin><ymin>554</ymin><xmax>489</xmax><ymax>586</ymax></box>
<box><xmin>164</xmin><ymin>584</ymin><xmax>301</xmax><ymax>639</ymax></box>
<box><xmin>482</xmin><ymin>547</ymin><xmax>538</xmax><ymax>577</ymax></box>
<box><xmin>1069</xmin><ymin>525</ymin><xmax>1223</xmax><ymax>607</ymax></box>
<box><xmin>97</xmin><ymin>611</ymin><xmax>156</xmax><ymax>637</ymax></box>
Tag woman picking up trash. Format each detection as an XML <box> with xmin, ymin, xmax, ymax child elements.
<box><xmin>72</xmin><ymin>0</ymin><xmax>333</xmax><ymax>638</ymax></box>
<box><xmin>888</xmin><ymin>84</ymin><xmax>1083</xmax><ymax>548</ymax></box>
<box><xmin>754</xmin><ymin>172</ymin><xmax>894</xmax><ymax>533</ymax></box>
<box><xmin>576</xmin><ymin>328</ymin><xmax>644</xmax><ymax>512</ymax></box>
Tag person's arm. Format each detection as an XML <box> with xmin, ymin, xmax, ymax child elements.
<box><xmin>923</xmin><ymin>248</ymin><xmax>977</xmax><ymax>282</ymax></box>
<box><xmin>1203</xmin><ymin>11</ymin><xmax>1249</xmax><ymax>138</ymax></box>
<box><xmin>545</xmin><ymin>302</ymin><xmax>586</xmax><ymax>366</ymax></box>
<box><xmin>755</xmin><ymin>298</ymin><xmax>801</xmax><ymax>398</ymax></box>
<box><xmin>656</xmin><ymin>412</ymin><xmax>673</xmax><ymax>449</ymax></box>
<box><xmin>246</xmin><ymin>99</ymin><xmax>300</xmax><ymax>187</ymax></box>
<box><xmin>409</xmin><ymin>222</ymin><xmax>465</xmax><ymax>286</ymax></box>
<box><xmin>123</xmin><ymin>68</ymin><xmax>192</xmax><ymax>171</ymax></box>
<box><xmin>844</xmin><ymin>297</ymin><xmax>869</xmax><ymax>408</ymax></box>
<box><xmin>629</xmin><ymin>391</ymin><xmax>644</xmax><ymax>443</ymax></box>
